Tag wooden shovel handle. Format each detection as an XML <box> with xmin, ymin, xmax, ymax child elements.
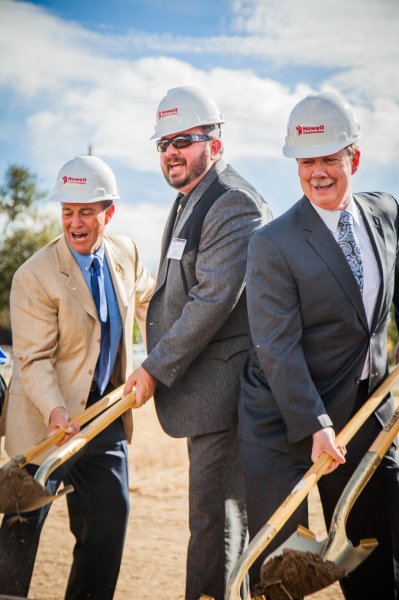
<box><xmin>368</xmin><ymin>404</ymin><xmax>399</xmax><ymax>459</ymax></box>
<box><xmin>22</xmin><ymin>384</ymin><xmax>125</xmax><ymax>464</ymax></box>
<box><xmin>269</xmin><ymin>364</ymin><xmax>399</xmax><ymax>531</ymax></box>
<box><xmin>34</xmin><ymin>391</ymin><xmax>136</xmax><ymax>487</ymax></box>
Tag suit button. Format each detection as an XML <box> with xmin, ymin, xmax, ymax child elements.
<box><xmin>172</xmin><ymin>367</ymin><xmax>178</xmax><ymax>374</ymax></box>
<box><xmin>355</xmin><ymin>377</ymin><xmax>362</xmax><ymax>384</ymax></box>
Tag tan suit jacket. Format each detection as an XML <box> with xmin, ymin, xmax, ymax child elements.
<box><xmin>2</xmin><ymin>233</ymin><xmax>154</xmax><ymax>463</ymax></box>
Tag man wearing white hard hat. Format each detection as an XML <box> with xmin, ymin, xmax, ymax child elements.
<box><xmin>239</xmin><ymin>91</ymin><xmax>399</xmax><ymax>597</ymax></box>
<box><xmin>124</xmin><ymin>85</ymin><xmax>272</xmax><ymax>600</ymax></box>
<box><xmin>0</xmin><ymin>155</ymin><xmax>154</xmax><ymax>599</ymax></box>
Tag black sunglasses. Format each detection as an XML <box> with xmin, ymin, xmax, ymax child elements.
<box><xmin>156</xmin><ymin>134</ymin><xmax>211</xmax><ymax>153</ymax></box>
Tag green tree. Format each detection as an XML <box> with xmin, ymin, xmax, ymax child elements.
<box><xmin>0</xmin><ymin>165</ymin><xmax>60</xmax><ymax>337</ymax></box>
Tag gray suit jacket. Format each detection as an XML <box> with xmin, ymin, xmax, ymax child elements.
<box><xmin>239</xmin><ymin>192</ymin><xmax>399</xmax><ymax>461</ymax></box>
<box><xmin>143</xmin><ymin>159</ymin><xmax>272</xmax><ymax>438</ymax></box>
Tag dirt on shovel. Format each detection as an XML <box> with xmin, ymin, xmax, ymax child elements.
<box><xmin>0</xmin><ymin>464</ymin><xmax>50</xmax><ymax>515</ymax></box>
<box><xmin>255</xmin><ymin>548</ymin><xmax>347</xmax><ymax>600</ymax></box>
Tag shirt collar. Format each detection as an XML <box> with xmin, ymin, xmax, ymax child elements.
<box><xmin>310</xmin><ymin>195</ymin><xmax>359</xmax><ymax>234</ymax></box>
<box><xmin>68</xmin><ymin>242</ymin><xmax>105</xmax><ymax>271</ymax></box>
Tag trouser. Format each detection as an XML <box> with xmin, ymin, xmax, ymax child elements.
<box><xmin>240</xmin><ymin>382</ymin><xmax>399</xmax><ymax>599</ymax></box>
<box><xmin>186</xmin><ymin>429</ymin><xmax>248</xmax><ymax>600</ymax></box>
<box><xmin>0</xmin><ymin>385</ymin><xmax>130</xmax><ymax>600</ymax></box>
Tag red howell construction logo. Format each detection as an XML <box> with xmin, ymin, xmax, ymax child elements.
<box><xmin>158</xmin><ymin>107</ymin><xmax>178</xmax><ymax>120</ymax></box>
<box><xmin>62</xmin><ymin>176</ymin><xmax>87</xmax><ymax>185</ymax></box>
<box><xmin>296</xmin><ymin>124</ymin><xmax>325</xmax><ymax>136</ymax></box>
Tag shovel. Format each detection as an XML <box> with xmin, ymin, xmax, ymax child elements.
<box><xmin>0</xmin><ymin>389</ymin><xmax>137</xmax><ymax>514</ymax></box>
<box><xmin>0</xmin><ymin>384</ymin><xmax>127</xmax><ymax>514</ymax></box>
<box><xmin>224</xmin><ymin>365</ymin><xmax>399</xmax><ymax>600</ymax></box>
<box><xmin>258</xmin><ymin>403</ymin><xmax>399</xmax><ymax>599</ymax></box>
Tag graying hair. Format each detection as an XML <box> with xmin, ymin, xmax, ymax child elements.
<box><xmin>201</xmin><ymin>124</ymin><xmax>222</xmax><ymax>139</ymax></box>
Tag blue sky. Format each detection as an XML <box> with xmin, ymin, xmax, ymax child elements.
<box><xmin>1</xmin><ymin>0</ymin><xmax>398</xmax><ymax>270</ymax></box>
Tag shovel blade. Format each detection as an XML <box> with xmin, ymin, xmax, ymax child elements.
<box><xmin>0</xmin><ymin>479</ymin><xmax>73</xmax><ymax>514</ymax></box>
<box><xmin>262</xmin><ymin>524</ymin><xmax>324</xmax><ymax>565</ymax></box>
<box><xmin>322</xmin><ymin>536</ymin><xmax>378</xmax><ymax>574</ymax></box>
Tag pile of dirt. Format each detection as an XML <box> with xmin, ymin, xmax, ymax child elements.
<box><xmin>256</xmin><ymin>548</ymin><xmax>347</xmax><ymax>600</ymax></box>
<box><xmin>0</xmin><ymin>464</ymin><xmax>50</xmax><ymax>514</ymax></box>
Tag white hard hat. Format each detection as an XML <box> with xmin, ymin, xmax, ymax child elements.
<box><xmin>282</xmin><ymin>91</ymin><xmax>362</xmax><ymax>158</ymax></box>
<box><xmin>49</xmin><ymin>155</ymin><xmax>120</xmax><ymax>203</ymax></box>
<box><xmin>150</xmin><ymin>85</ymin><xmax>225</xmax><ymax>140</ymax></box>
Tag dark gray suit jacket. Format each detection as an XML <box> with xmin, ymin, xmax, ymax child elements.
<box><xmin>143</xmin><ymin>159</ymin><xmax>272</xmax><ymax>438</ymax></box>
<box><xmin>239</xmin><ymin>192</ymin><xmax>399</xmax><ymax>461</ymax></box>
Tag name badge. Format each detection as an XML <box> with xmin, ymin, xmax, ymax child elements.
<box><xmin>167</xmin><ymin>238</ymin><xmax>187</xmax><ymax>260</ymax></box>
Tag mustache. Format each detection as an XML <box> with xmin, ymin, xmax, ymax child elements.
<box><xmin>310</xmin><ymin>178</ymin><xmax>334</xmax><ymax>188</ymax></box>
<box><xmin>166</xmin><ymin>157</ymin><xmax>186</xmax><ymax>167</ymax></box>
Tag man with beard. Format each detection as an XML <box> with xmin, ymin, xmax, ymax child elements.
<box><xmin>124</xmin><ymin>85</ymin><xmax>272</xmax><ymax>600</ymax></box>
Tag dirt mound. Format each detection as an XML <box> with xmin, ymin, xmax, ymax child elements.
<box><xmin>0</xmin><ymin>465</ymin><xmax>50</xmax><ymax>514</ymax></box>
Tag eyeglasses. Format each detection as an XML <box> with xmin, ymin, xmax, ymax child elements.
<box><xmin>156</xmin><ymin>134</ymin><xmax>211</xmax><ymax>153</ymax></box>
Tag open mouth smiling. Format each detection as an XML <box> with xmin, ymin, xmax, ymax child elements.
<box><xmin>71</xmin><ymin>232</ymin><xmax>88</xmax><ymax>240</ymax></box>
<box><xmin>312</xmin><ymin>179</ymin><xmax>334</xmax><ymax>191</ymax></box>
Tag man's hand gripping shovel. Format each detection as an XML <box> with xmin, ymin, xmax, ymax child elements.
<box><xmin>0</xmin><ymin>385</ymin><xmax>136</xmax><ymax>514</ymax></box>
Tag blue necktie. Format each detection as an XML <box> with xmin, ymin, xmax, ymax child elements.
<box><xmin>337</xmin><ymin>211</ymin><xmax>364</xmax><ymax>294</ymax></box>
<box><xmin>90</xmin><ymin>257</ymin><xmax>111</xmax><ymax>394</ymax></box>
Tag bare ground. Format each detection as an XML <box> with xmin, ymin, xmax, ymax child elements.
<box><xmin>1</xmin><ymin>399</ymin><xmax>343</xmax><ymax>600</ymax></box>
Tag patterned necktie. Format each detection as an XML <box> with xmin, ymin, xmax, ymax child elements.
<box><xmin>337</xmin><ymin>210</ymin><xmax>364</xmax><ymax>294</ymax></box>
<box><xmin>90</xmin><ymin>257</ymin><xmax>111</xmax><ymax>394</ymax></box>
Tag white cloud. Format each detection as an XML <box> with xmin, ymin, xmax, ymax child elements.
<box><xmin>107</xmin><ymin>200</ymin><xmax>170</xmax><ymax>272</ymax></box>
<box><xmin>228</xmin><ymin>0</ymin><xmax>399</xmax><ymax>105</ymax></box>
<box><xmin>0</xmin><ymin>0</ymin><xmax>398</xmax><ymax>268</ymax></box>
<box><xmin>2</xmin><ymin>0</ymin><xmax>398</xmax><ymax>173</ymax></box>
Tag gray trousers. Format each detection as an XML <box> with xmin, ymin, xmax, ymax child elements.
<box><xmin>186</xmin><ymin>429</ymin><xmax>248</xmax><ymax>600</ymax></box>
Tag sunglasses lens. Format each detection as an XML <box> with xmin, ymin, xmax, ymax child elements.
<box><xmin>156</xmin><ymin>134</ymin><xmax>209</xmax><ymax>152</ymax></box>
<box><xmin>157</xmin><ymin>140</ymin><xmax>169</xmax><ymax>152</ymax></box>
<box><xmin>172</xmin><ymin>136</ymin><xmax>192</xmax><ymax>149</ymax></box>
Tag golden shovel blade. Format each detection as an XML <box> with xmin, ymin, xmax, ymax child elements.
<box><xmin>0</xmin><ymin>463</ymin><xmax>73</xmax><ymax>514</ymax></box>
<box><xmin>262</xmin><ymin>523</ymin><xmax>378</xmax><ymax>576</ymax></box>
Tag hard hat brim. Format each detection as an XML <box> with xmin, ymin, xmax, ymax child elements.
<box><xmin>149</xmin><ymin>118</ymin><xmax>225</xmax><ymax>141</ymax></box>
<box><xmin>282</xmin><ymin>136</ymin><xmax>362</xmax><ymax>159</ymax></box>
<box><xmin>49</xmin><ymin>192</ymin><xmax>120</xmax><ymax>203</ymax></box>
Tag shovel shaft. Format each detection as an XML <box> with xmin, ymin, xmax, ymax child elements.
<box><xmin>34</xmin><ymin>391</ymin><xmax>136</xmax><ymax>487</ymax></box>
<box><xmin>322</xmin><ymin>404</ymin><xmax>399</xmax><ymax>563</ymax></box>
<box><xmin>225</xmin><ymin>365</ymin><xmax>399</xmax><ymax>600</ymax></box>
<box><xmin>4</xmin><ymin>384</ymin><xmax>125</xmax><ymax>469</ymax></box>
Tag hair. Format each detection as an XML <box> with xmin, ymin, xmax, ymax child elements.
<box><xmin>345</xmin><ymin>143</ymin><xmax>359</xmax><ymax>160</ymax></box>
<box><xmin>201</xmin><ymin>124</ymin><xmax>224</xmax><ymax>155</ymax></box>
<box><xmin>201</xmin><ymin>124</ymin><xmax>222</xmax><ymax>139</ymax></box>
<box><xmin>102</xmin><ymin>200</ymin><xmax>114</xmax><ymax>210</ymax></box>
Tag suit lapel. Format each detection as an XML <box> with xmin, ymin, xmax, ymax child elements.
<box><xmin>104</xmin><ymin>237</ymin><xmax>129</xmax><ymax>323</ymax></box>
<box><xmin>300</xmin><ymin>198</ymin><xmax>369</xmax><ymax>330</ymax></box>
<box><xmin>56</xmin><ymin>236</ymin><xmax>98</xmax><ymax>321</ymax></box>
<box><xmin>159</xmin><ymin>197</ymin><xmax>180</xmax><ymax>265</ymax></box>
<box><xmin>154</xmin><ymin>160</ymin><xmax>226</xmax><ymax>294</ymax></box>
<box><xmin>173</xmin><ymin>162</ymin><xmax>222</xmax><ymax>238</ymax></box>
<box><xmin>354</xmin><ymin>193</ymin><xmax>387</xmax><ymax>330</ymax></box>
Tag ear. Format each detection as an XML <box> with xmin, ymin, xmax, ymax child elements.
<box><xmin>210</xmin><ymin>138</ymin><xmax>222</xmax><ymax>159</ymax></box>
<box><xmin>351</xmin><ymin>149</ymin><xmax>360</xmax><ymax>175</ymax></box>
<box><xmin>105</xmin><ymin>203</ymin><xmax>115</xmax><ymax>224</ymax></box>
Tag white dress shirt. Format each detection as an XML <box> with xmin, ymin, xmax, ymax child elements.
<box><xmin>311</xmin><ymin>196</ymin><xmax>381</xmax><ymax>379</ymax></box>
